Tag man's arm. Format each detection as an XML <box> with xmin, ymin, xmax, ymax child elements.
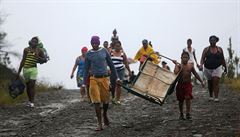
<box><xmin>70</xmin><ymin>57</ymin><xmax>78</xmax><ymax>79</ymax></box>
<box><xmin>17</xmin><ymin>48</ymin><xmax>27</xmax><ymax>77</ymax></box>
<box><xmin>200</xmin><ymin>47</ymin><xmax>208</xmax><ymax>67</ymax></box>
<box><xmin>219</xmin><ymin>47</ymin><xmax>227</xmax><ymax>73</ymax></box>
<box><xmin>123</xmin><ymin>52</ymin><xmax>131</xmax><ymax>76</ymax></box>
<box><xmin>192</xmin><ymin>67</ymin><xmax>204</xmax><ymax>87</ymax></box>
<box><xmin>36</xmin><ymin>48</ymin><xmax>46</xmax><ymax>63</ymax></box>
<box><xmin>148</xmin><ymin>48</ymin><xmax>160</xmax><ymax>64</ymax></box>
<box><xmin>38</xmin><ymin>48</ymin><xmax>45</xmax><ymax>58</ymax></box>
<box><xmin>193</xmin><ymin>51</ymin><xmax>199</xmax><ymax>66</ymax></box>
<box><xmin>172</xmin><ymin>60</ymin><xmax>181</xmax><ymax>74</ymax></box>
<box><xmin>134</xmin><ymin>49</ymin><xmax>141</xmax><ymax>61</ymax></box>
<box><xmin>174</xmin><ymin>65</ymin><xmax>181</xmax><ymax>74</ymax></box>
<box><xmin>192</xmin><ymin>67</ymin><xmax>202</xmax><ymax>82</ymax></box>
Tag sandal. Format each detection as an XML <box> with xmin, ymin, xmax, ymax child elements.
<box><xmin>95</xmin><ymin>127</ymin><xmax>103</xmax><ymax>131</ymax></box>
<box><xmin>115</xmin><ymin>101</ymin><xmax>121</xmax><ymax>105</ymax></box>
<box><xmin>112</xmin><ymin>99</ymin><xmax>121</xmax><ymax>105</ymax></box>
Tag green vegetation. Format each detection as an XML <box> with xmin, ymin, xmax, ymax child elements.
<box><xmin>0</xmin><ymin>64</ymin><xmax>64</xmax><ymax>105</ymax></box>
<box><xmin>224</xmin><ymin>37</ymin><xmax>240</xmax><ymax>91</ymax></box>
<box><xmin>224</xmin><ymin>78</ymin><xmax>240</xmax><ymax>91</ymax></box>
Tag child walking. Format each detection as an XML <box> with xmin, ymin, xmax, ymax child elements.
<box><xmin>173</xmin><ymin>52</ymin><xmax>204</xmax><ymax>120</ymax></box>
<box><xmin>70</xmin><ymin>47</ymin><xmax>89</xmax><ymax>102</ymax></box>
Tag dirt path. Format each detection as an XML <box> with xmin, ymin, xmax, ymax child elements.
<box><xmin>0</xmin><ymin>85</ymin><xmax>239</xmax><ymax>137</ymax></box>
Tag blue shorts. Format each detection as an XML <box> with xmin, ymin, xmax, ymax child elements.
<box><xmin>117</xmin><ymin>68</ymin><xmax>125</xmax><ymax>81</ymax></box>
<box><xmin>110</xmin><ymin>68</ymin><xmax>125</xmax><ymax>86</ymax></box>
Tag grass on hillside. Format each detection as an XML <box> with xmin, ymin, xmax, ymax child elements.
<box><xmin>0</xmin><ymin>64</ymin><xmax>64</xmax><ymax>105</ymax></box>
<box><xmin>224</xmin><ymin>78</ymin><xmax>240</xmax><ymax>91</ymax></box>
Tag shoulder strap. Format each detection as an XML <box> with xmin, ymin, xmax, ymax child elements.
<box><xmin>216</xmin><ymin>46</ymin><xmax>222</xmax><ymax>53</ymax></box>
<box><xmin>206</xmin><ymin>46</ymin><xmax>210</xmax><ymax>53</ymax></box>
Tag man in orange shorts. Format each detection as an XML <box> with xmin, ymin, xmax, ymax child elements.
<box><xmin>82</xmin><ymin>36</ymin><xmax>119</xmax><ymax>131</ymax></box>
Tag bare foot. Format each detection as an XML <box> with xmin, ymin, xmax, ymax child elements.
<box><xmin>80</xmin><ymin>97</ymin><xmax>84</xmax><ymax>102</ymax></box>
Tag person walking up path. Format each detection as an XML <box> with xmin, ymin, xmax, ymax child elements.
<box><xmin>82</xmin><ymin>36</ymin><xmax>119</xmax><ymax>131</ymax></box>
<box><xmin>17</xmin><ymin>37</ymin><xmax>45</xmax><ymax>108</ymax></box>
<box><xmin>134</xmin><ymin>39</ymin><xmax>160</xmax><ymax>69</ymax></box>
<box><xmin>173</xmin><ymin>52</ymin><xmax>204</xmax><ymax>120</ymax></box>
<box><xmin>70</xmin><ymin>47</ymin><xmax>89</xmax><ymax>102</ymax></box>
<box><xmin>200</xmin><ymin>35</ymin><xmax>227</xmax><ymax>102</ymax></box>
<box><xmin>110</xmin><ymin>41</ymin><xmax>131</xmax><ymax>105</ymax></box>
<box><xmin>183</xmin><ymin>39</ymin><xmax>199</xmax><ymax>67</ymax></box>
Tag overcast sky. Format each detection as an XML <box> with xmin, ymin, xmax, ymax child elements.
<box><xmin>1</xmin><ymin>0</ymin><xmax>239</xmax><ymax>89</ymax></box>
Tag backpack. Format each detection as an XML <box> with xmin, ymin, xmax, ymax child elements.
<box><xmin>37</xmin><ymin>41</ymin><xmax>50</xmax><ymax>64</ymax></box>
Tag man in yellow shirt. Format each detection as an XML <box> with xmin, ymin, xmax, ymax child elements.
<box><xmin>134</xmin><ymin>39</ymin><xmax>160</xmax><ymax>69</ymax></box>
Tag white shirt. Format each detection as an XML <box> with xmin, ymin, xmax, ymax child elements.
<box><xmin>183</xmin><ymin>47</ymin><xmax>195</xmax><ymax>63</ymax></box>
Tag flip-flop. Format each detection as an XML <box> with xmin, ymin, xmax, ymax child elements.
<box><xmin>95</xmin><ymin>127</ymin><xmax>103</xmax><ymax>131</ymax></box>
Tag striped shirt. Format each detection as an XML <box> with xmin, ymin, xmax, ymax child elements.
<box><xmin>111</xmin><ymin>52</ymin><xmax>125</xmax><ymax>71</ymax></box>
<box><xmin>24</xmin><ymin>49</ymin><xmax>37</xmax><ymax>68</ymax></box>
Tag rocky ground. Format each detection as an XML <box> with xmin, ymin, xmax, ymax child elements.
<box><xmin>0</xmin><ymin>85</ymin><xmax>239</xmax><ymax>137</ymax></box>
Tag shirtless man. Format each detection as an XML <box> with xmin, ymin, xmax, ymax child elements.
<box><xmin>173</xmin><ymin>52</ymin><xmax>204</xmax><ymax>120</ymax></box>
